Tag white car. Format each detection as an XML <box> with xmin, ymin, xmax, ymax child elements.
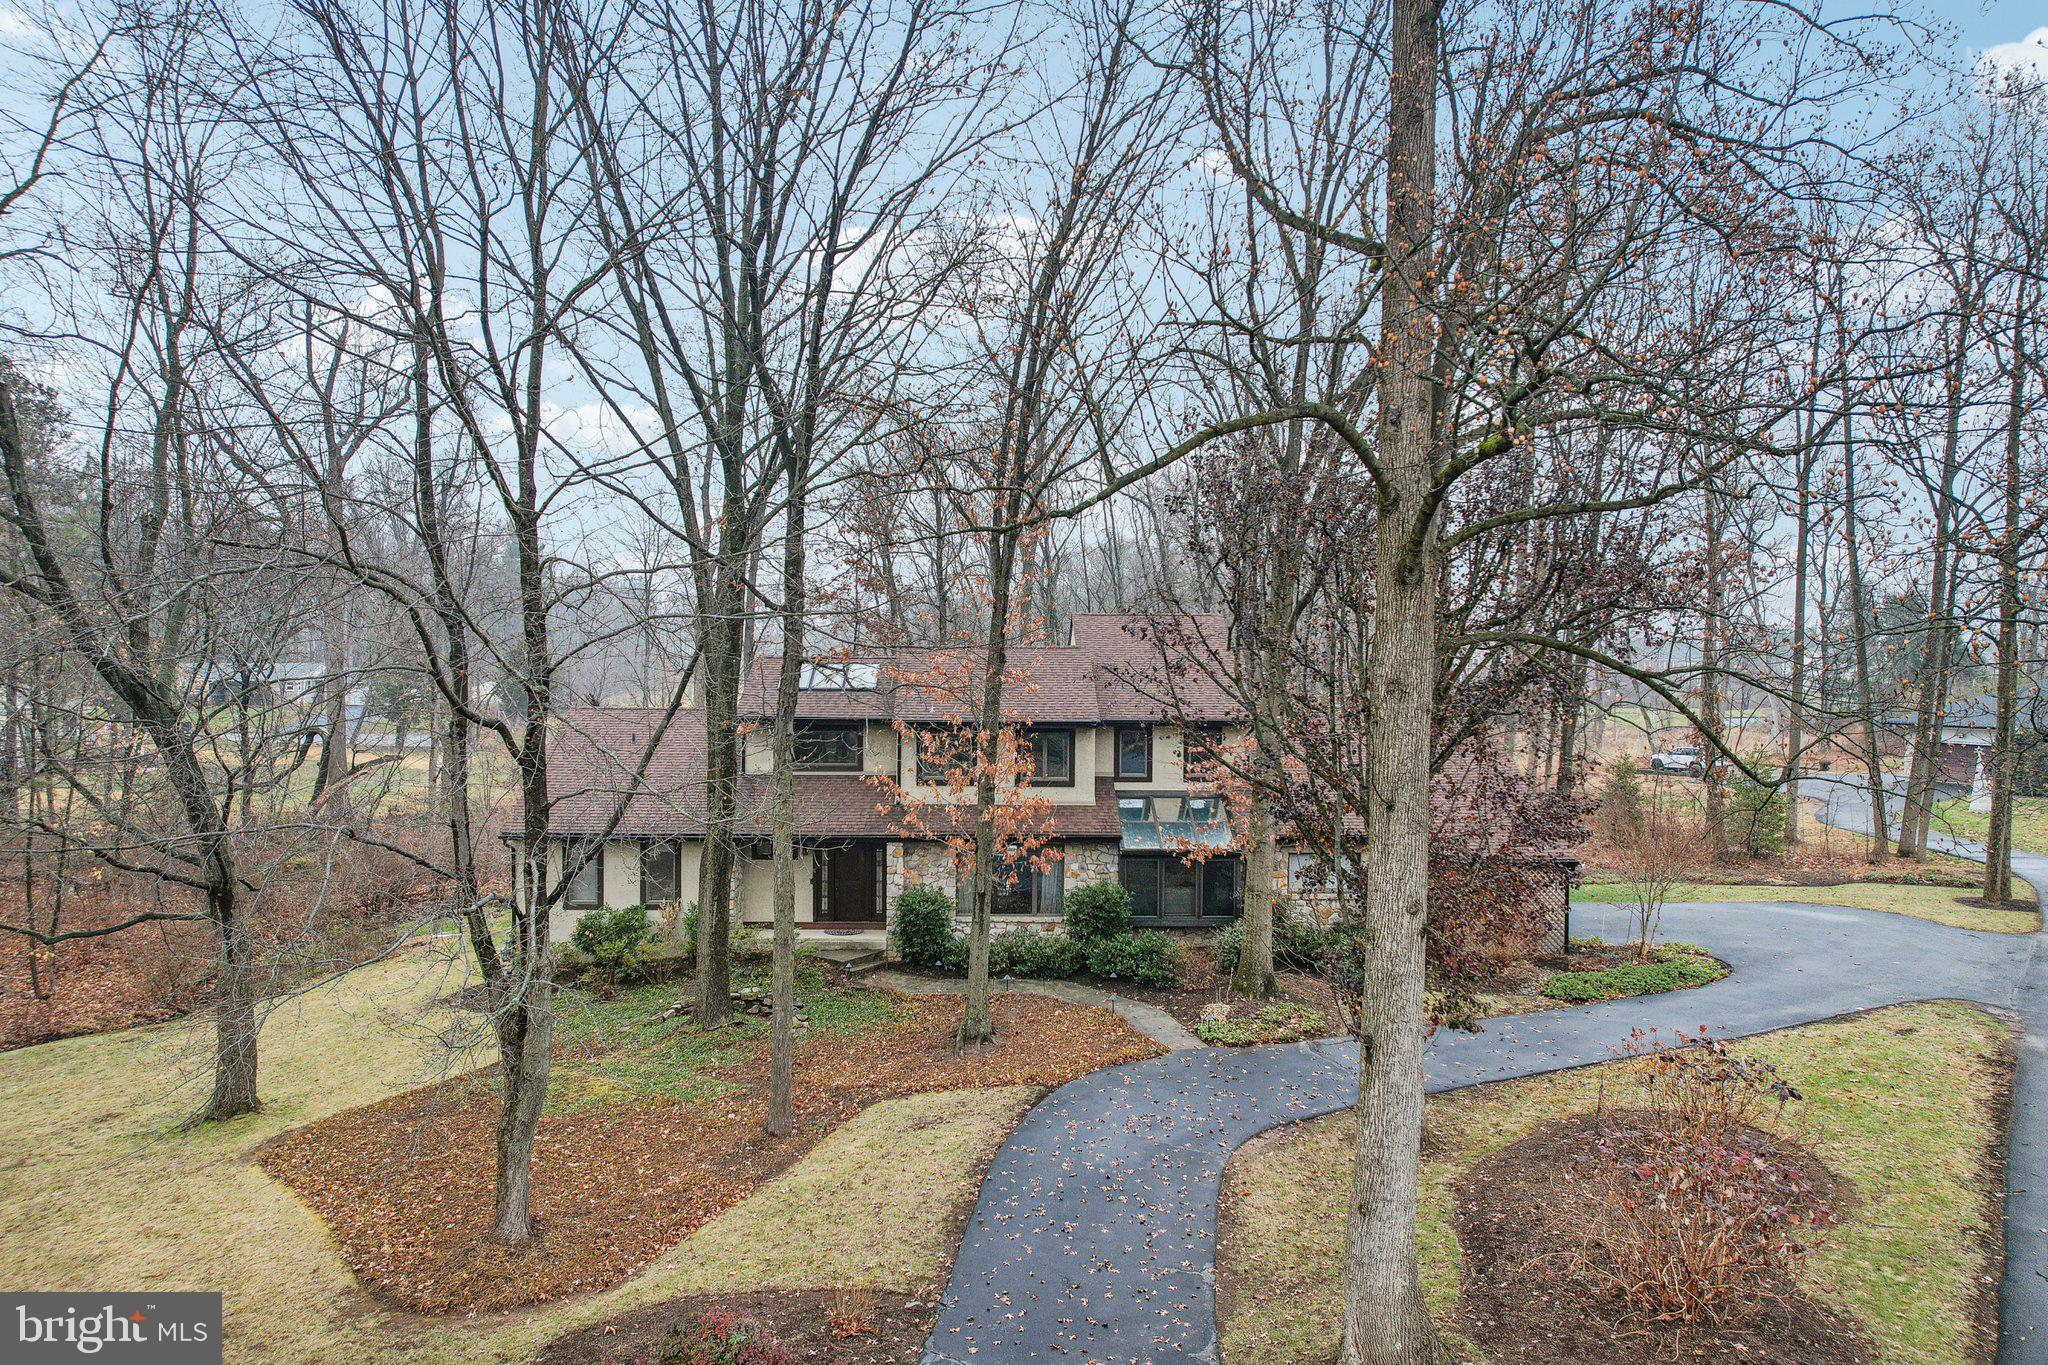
<box><xmin>1649</xmin><ymin>745</ymin><xmax>1707</xmax><ymax>777</ymax></box>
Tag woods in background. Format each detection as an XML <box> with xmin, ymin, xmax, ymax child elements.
<box><xmin>1</xmin><ymin>0</ymin><xmax>2045</xmax><ymax>1360</ymax></box>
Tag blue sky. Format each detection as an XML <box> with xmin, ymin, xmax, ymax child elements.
<box><xmin>1960</xmin><ymin>8</ymin><xmax>2047</xmax><ymax>74</ymax></box>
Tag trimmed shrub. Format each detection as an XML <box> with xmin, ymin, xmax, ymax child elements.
<box><xmin>1212</xmin><ymin>901</ymin><xmax>1337</xmax><ymax>974</ymax></box>
<box><xmin>568</xmin><ymin>903</ymin><xmax>652</xmax><ymax>990</ymax></box>
<box><xmin>1211</xmin><ymin>919</ymin><xmax>1245</xmax><ymax>972</ymax></box>
<box><xmin>1194</xmin><ymin>1002</ymin><xmax>1327</xmax><ymax>1046</ymax></box>
<box><xmin>990</xmin><ymin>931</ymin><xmax>1084</xmax><ymax>979</ymax></box>
<box><xmin>891</xmin><ymin>886</ymin><xmax>959</xmax><ymax>969</ymax></box>
<box><xmin>1539</xmin><ymin>951</ymin><xmax>1725</xmax><ymax>1003</ymax></box>
<box><xmin>1063</xmin><ymin>879</ymin><xmax>1134</xmax><ymax>944</ymax></box>
<box><xmin>1084</xmin><ymin>930</ymin><xmax>1182</xmax><ymax>987</ymax></box>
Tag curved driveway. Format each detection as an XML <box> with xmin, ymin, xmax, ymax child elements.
<box><xmin>923</xmin><ymin>794</ymin><xmax>2048</xmax><ymax>1364</ymax></box>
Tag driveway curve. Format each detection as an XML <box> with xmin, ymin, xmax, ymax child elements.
<box><xmin>924</xmin><ymin>841</ymin><xmax>2048</xmax><ymax>1363</ymax></box>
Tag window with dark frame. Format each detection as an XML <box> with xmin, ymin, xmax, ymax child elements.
<box><xmin>1117</xmin><ymin>852</ymin><xmax>1244</xmax><ymax>924</ymax></box>
<box><xmin>1027</xmin><ymin>727</ymin><xmax>1075</xmax><ymax>786</ymax></box>
<box><xmin>913</xmin><ymin>727</ymin><xmax>949</xmax><ymax>785</ymax></box>
<box><xmin>1201</xmin><ymin>857</ymin><xmax>1244</xmax><ymax>919</ymax></box>
<box><xmin>1183</xmin><ymin>723</ymin><xmax>1223</xmax><ymax>772</ymax></box>
<box><xmin>1114</xmin><ymin>725</ymin><xmax>1152</xmax><ymax>780</ymax></box>
<box><xmin>792</xmin><ymin>720</ymin><xmax>864</xmax><ymax>771</ymax></box>
<box><xmin>641</xmin><ymin>840</ymin><xmax>681</xmax><ymax>905</ymax></box>
<box><xmin>988</xmin><ymin>853</ymin><xmax>1065</xmax><ymax>916</ymax></box>
<box><xmin>564</xmin><ymin>839</ymin><xmax>603</xmax><ymax>909</ymax></box>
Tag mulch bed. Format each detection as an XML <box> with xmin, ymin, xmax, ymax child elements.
<box><xmin>537</xmin><ymin>1289</ymin><xmax>934</xmax><ymax>1364</ymax></box>
<box><xmin>1109</xmin><ymin>946</ymin><xmax>1345</xmax><ymax>1040</ymax></box>
<box><xmin>1452</xmin><ymin>1112</ymin><xmax>1872</xmax><ymax>1363</ymax></box>
<box><xmin>258</xmin><ymin>988</ymin><xmax>1159</xmax><ymax>1314</ymax></box>
<box><xmin>1470</xmin><ymin>941</ymin><xmax>1722</xmax><ymax>1017</ymax></box>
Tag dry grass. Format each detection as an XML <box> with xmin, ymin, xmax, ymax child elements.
<box><xmin>1218</xmin><ymin>1002</ymin><xmax>2012</xmax><ymax>1365</ymax></box>
<box><xmin>0</xmin><ymin>942</ymin><xmax>1040</xmax><ymax>1364</ymax></box>
<box><xmin>261</xmin><ymin>985</ymin><xmax>1158</xmax><ymax>1312</ymax></box>
<box><xmin>1575</xmin><ymin>877</ymin><xmax>2038</xmax><ymax>934</ymax></box>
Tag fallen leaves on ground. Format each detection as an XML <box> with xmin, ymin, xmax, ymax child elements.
<box><xmin>258</xmin><ymin>988</ymin><xmax>1159</xmax><ymax>1313</ymax></box>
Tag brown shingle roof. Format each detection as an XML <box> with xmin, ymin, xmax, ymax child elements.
<box><xmin>738</xmin><ymin>612</ymin><xmax>1245</xmax><ymax>726</ymax></box>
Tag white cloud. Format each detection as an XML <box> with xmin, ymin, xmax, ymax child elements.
<box><xmin>1976</xmin><ymin>26</ymin><xmax>2048</xmax><ymax>95</ymax></box>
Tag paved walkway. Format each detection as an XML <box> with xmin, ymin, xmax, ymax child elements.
<box><xmin>921</xmin><ymin>789</ymin><xmax>2048</xmax><ymax>1363</ymax></box>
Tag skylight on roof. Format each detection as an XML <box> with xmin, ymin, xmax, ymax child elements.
<box><xmin>799</xmin><ymin>661</ymin><xmax>879</xmax><ymax>691</ymax></box>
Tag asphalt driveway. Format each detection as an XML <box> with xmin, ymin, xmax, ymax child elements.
<box><xmin>922</xmin><ymin>782</ymin><xmax>2048</xmax><ymax>1363</ymax></box>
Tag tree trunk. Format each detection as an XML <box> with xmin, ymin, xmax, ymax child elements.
<box><xmin>961</xmin><ymin>528</ymin><xmax>1019</xmax><ymax>1047</ymax></box>
<box><xmin>493</xmin><ymin>424</ymin><xmax>558</xmax><ymax>1243</ymax></box>
<box><xmin>1233</xmin><ymin>611</ymin><xmax>1287</xmax><ymax>997</ymax></box>
<box><xmin>201</xmin><ymin>877</ymin><xmax>260</xmax><ymax>1120</ymax></box>
<box><xmin>1897</xmin><ymin>342</ymin><xmax>1965</xmax><ymax>859</ymax></box>
<box><xmin>1840</xmin><ymin>401</ymin><xmax>1889</xmax><ymax>861</ymax></box>
<box><xmin>1699</xmin><ymin>473</ymin><xmax>1726</xmax><ymax>852</ymax></box>
<box><xmin>767</xmin><ymin>463</ymin><xmax>808</xmax><ymax>1136</ymax></box>
<box><xmin>1985</xmin><ymin>286</ymin><xmax>2027</xmax><ymax>907</ymax></box>
<box><xmin>1338</xmin><ymin>0</ymin><xmax>1449</xmax><ymax>1358</ymax></box>
<box><xmin>490</xmin><ymin>974</ymin><xmax>554</xmax><ymax>1243</ymax></box>
<box><xmin>694</xmin><ymin>592</ymin><xmax>744</xmax><ymax>1029</ymax></box>
<box><xmin>1235</xmin><ymin>784</ymin><xmax>1279</xmax><ymax>995</ymax></box>
<box><xmin>1784</xmin><ymin>433</ymin><xmax>1812</xmax><ymax>845</ymax></box>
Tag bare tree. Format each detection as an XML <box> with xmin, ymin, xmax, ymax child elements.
<box><xmin>1171</xmin><ymin>0</ymin><xmax>1897</xmax><ymax>1354</ymax></box>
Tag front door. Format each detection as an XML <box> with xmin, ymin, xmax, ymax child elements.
<box><xmin>819</xmin><ymin>845</ymin><xmax>880</xmax><ymax>924</ymax></box>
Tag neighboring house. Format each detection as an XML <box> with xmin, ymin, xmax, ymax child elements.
<box><xmin>512</xmin><ymin>613</ymin><xmax>1574</xmax><ymax>952</ymax></box>
<box><xmin>1880</xmin><ymin>693</ymin><xmax>2045</xmax><ymax>790</ymax></box>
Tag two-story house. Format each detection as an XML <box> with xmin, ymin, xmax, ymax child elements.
<box><xmin>518</xmin><ymin>614</ymin><xmax>1260</xmax><ymax>946</ymax></box>
<box><xmin>515</xmin><ymin>611</ymin><xmax>1577</xmax><ymax>953</ymax></box>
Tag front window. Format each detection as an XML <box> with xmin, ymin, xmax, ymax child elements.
<box><xmin>993</xmin><ymin>855</ymin><xmax>1065</xmax><ymax>916</ymax></box>
<box><xmin>641</xmin><ymin>840</ymin><xmax>681</xmax><ymax>905</ymax></box>
<box><xmin>1115</xmin><ymin>725</ymin><xmax>1152</xmax><ymax>780</ymax></box>
<box><xmin>1202</xmin><ymin>857</ymin><xmax>1244</xmax><ymax>918</ymax></box>
<box><xmin>1028</xmin><ymin>728</ymin><xmax>1075</xmax><ymax>786</ymax></box>
<box><xmin>914</xmin><ymin>727</ymin><xmax>952</xmax><ymax>785</ymax></box>
<box><xmin>564</xmin><ymin>840</ymin><xmax>603</xmax><ymax>908</ymax></box>
<box><xmin>793</xmin><ymin>721</ymin><xmax>864</xmax><ymax>771</ymax></box>
<box><xmin>1119</xmin><ymin>853</ymin><xmax>1241</xmax><ymax>924</ymax></box>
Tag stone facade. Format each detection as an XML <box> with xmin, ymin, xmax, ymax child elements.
<box><xmin>1064</xmin><ymin>840</ymin><xmax>1120</xmax><ymax>892</ymax></box>
<box><xmin>881</xmin><ymin>837</ymin><xmax>1124</xmax><ymax>947</ymax></box>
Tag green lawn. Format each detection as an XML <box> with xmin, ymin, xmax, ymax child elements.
<box><xmin>546</xmin><ymin>959</ymin><xmax>899</xmax><ymax>1112</ymax></box>
<box><xmin>0</xmin><ymin>945</ymin><xmax>1033</xmax><ymax>1364</ymax></box>
<box><xmin>1932</xmin><ymin>796</ymin><xmax>2048</xmax><ymax>859</ymax></box>
<box><xmin>1219</xmin><ymin>1001</ymin><xmax>2011</xmax><ymax>1365</ymax></box>
<box><xmin>1574</xmin><ymin>876</ymin><xmax>2038</xmax><ymax>934</ymax></box>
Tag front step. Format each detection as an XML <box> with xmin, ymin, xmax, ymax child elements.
<box><xmin>809</xmin><ymin>942</ymin><xmax>887</xmax><ymax>974</ymax></box>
